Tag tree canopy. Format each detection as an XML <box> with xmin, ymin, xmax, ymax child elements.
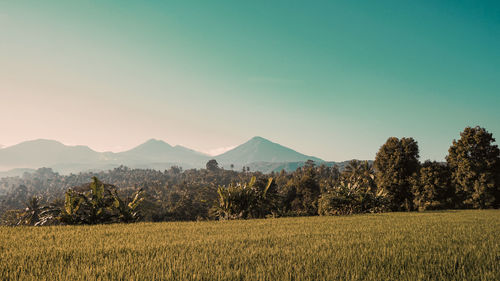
<box><xmin>447</xmin><ymin>126</ymin><xmax>500</xmax><ymax>208</ymax></box>
<box><xmin>374</xmin><ymin>137</ymin><xmax>420</xmax><ymax>211</ymax></box>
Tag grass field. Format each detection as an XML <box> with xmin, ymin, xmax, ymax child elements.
<box><xmin>1</xmin><ymin>210</ymin><xmax>499</xmax><ymax>280</ymax></box>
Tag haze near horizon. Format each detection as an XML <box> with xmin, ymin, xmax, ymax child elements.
<box><xmin>1</xmin><ymin>0</ymin><xmax>499</xmax><ymax>161</ymax></box>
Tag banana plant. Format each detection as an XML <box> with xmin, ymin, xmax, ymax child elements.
<box><xmin>17</xmin><ymin>196</ymin><xmax>43</xmax><ymax>226</ymax></box>
<box><xmin>35</xmin><ymin>202</ymin><xmax>62</xmax><ymax>226</ymax></box>
<box><xmin>60</xmin><ymin>177</ymin><xmax>145</xmax><ymax>225</ymax></box>
<box><xmin>113</xmin><ymin>188</ymin><xmax>145</xmax><ymax>222</ymax></box>
<box><xmin>216</xmin><ymin>177</ymin><xmax>274</xmax><ymax>220</ymax></box>
<box><xmin>17</xmin><ymin>196</ymin><xmax>62</xmax><ymax>226</ymax></box>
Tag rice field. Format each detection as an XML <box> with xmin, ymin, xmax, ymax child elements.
<box><xmin>0</xmin><ymin>210</ymin><xmax>499</xmax><ymax>280</ymax></box>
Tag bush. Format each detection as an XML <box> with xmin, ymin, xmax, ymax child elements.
<box><xmin>318</xmin><ymin>182</ymin><xmax>388</xmax><ymax>216</ymax></box>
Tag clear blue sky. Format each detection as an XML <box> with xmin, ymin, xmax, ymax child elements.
<box><xmin>1</xmin><ymin>0</ymin><xmax>499</xmax><ymax>161</ymax></box>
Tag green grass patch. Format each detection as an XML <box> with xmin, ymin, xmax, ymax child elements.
<box><xmin>1</xmin><ymin>210</ymin><xmax>499</xmax><ymax>280</ymax></box>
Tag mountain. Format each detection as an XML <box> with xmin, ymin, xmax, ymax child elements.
<box><xmin>215</xmin><ymin>136</ymin><xmax>322</xmax><ymax>168</ymax></box>
<box><xmin>0</xmin><ymin>139</ymin><xmax>209</xmax><ymax>174</ymax></box>
<box><xmin>0</xmin><ymin>137</ymin><xmax>329</xmax><ymax>175</ymax></box>
<box><xmin>0</xmin><ymin>139</ymin><xmax>105</xmax><ymax>171</ymax></box>
<box><xmin>116</xmin><ymin>139</ymin><xmax>209</xmax><ymax>167</ymax></box>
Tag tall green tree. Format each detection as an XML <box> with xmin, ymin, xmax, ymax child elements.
<box><xmin>284</xmin><ymin>160</ymin><xmax>321</xmax><ymax>215</ymax></box>
<box><xmin>413</xmin><ymin>161</ymin><xmax>454</xmax><ymax>211</ymax></box>
<box><xmin>446</xmin><ymin>126</ymin><xmax>500</xmax><ymax>208</ymax></box>
<box><xmin>374</xmin><ymin>137</ymin><xmax>420</xmax><ymax>211</ymax></box>
<box><xmin>206</xmin><ymin>159</ymin><xmax>219</xmax><ymax>171</ymax></box>
<box><xmin>317</xmin><ymin>164</ymin><xmax>340</xmax><ymax>193</ymax></box>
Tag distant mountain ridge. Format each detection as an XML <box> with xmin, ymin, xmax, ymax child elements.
<box><xmin>0</xmin><ymin>137</ymin><xmax>330</xmax><ymax>176</ymax></box>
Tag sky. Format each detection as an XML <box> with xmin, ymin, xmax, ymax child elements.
<box><xmin>0</xmin><ymin>0</ymin><xmax>499</xmax><ymax>161</ymax></box>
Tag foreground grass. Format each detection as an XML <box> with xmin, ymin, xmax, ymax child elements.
<box><xmin>0</xmin><ymin>210</ymin><xmax>499</xmax><ymax>280</ymax></box>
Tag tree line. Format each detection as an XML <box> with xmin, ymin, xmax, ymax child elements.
<box><xmin>1</xmin><ymin>126</ymin><xmax>499</xmax><ymax>226</ymax></box>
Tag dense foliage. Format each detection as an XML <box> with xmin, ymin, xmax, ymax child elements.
<box><xmin>59</xmin><ymin>177</ymin><xmax>144</xmax><ymax>225</ymax></box>
<box><xmin>374</xmin><ymin>137</ymin><xmax>420</xmax><ymax>211</ymax></box>
<box><xmin>318</xmin><ymin>160</ymin><xmax>386</xmax><ymax>215</ymax></box>
<box><xmin>412</xmin><ymin>161</ymin><xmax>454</xmax><ymax>211</ymax></box>
<box><xmin>1</xmin><ymin>126</ymin><xmax>499</xmax><ymax>225</ymax></box>
<box><xmin>215</xmin><ymin>177</ymin><xmax>277</xmax><ymax>219</ymax></box>
<box><xmin>447</xmin><ymin>126</ymin><xmax>500</xmax><ymax>208</ymax></box>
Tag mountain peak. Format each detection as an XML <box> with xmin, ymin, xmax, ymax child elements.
<box><xmin>248</xmin><ymin>136</ymin><xmax>270</xmax><ymax>143</ymax></box>
<box><xmin>119</xmin><ymin>139</ymin><xmax>209</xmax><ymax>164</ymax></box>
<box><xmin>126</xmin><ymin>139</ymin><xmax>172</xmax><ymax>153</ymax></box>
<box><xmin>144</xmin><ymin>138</ymin><xmax>174</xmax><ymax>147</ymax></box>
<box><xmin>145</xmin><ymin>138</ymin><xmax>166</xmax><ymax>144</ymax></box>
<box><xmin>216</xmin><ymin>136</ymin><xmax>322</xmax><ymax>165</ymax></box>
<box><xmin>25</xmin><ymin>139</ymin><xmax>64</xmax><ymax>145</ymax></box>
<box><xmin>145</xmin><ymin>138</ymin><xmax>169</xmax><ymax>145</ymax></box>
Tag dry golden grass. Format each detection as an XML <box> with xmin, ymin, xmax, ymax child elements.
<box><xmin>1</xmin><ymin>210</ymin><xmax>499</xmax><ymax>280</ymax></box>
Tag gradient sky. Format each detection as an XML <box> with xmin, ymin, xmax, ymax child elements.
<box><xmin>1</xmin><ymin>0</ymin><xmax>499</xmax><ymax>161</ymax></box>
